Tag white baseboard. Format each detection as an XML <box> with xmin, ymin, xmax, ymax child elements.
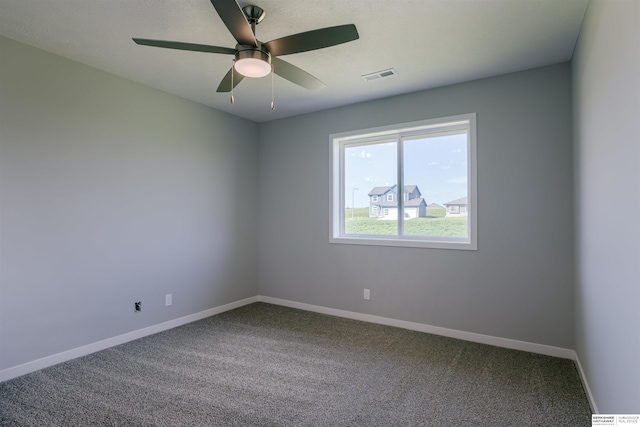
<box><xmin>1</xmin><ymin>292</ymin><xmax>599</xmax><ymax>414</ymax></box>
<box><xmin>0</xmin><ymin>296</ymin><xmax>258</xmax><ymax>383</ymax></box>
<box><xmin>574</xmin><ymin>353</ymin><xmax>599</xmax><ymax>414</ymax></box>
<box><xmin>258</xmin><ymin>296</ymin><xmax>576</xmax><ymax>359</ymax></box>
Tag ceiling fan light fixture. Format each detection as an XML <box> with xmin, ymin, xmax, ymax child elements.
<box><xmin>234</xmin><ymin>48</ymin><xmax>271</xmax><ymax>78</ymax></box>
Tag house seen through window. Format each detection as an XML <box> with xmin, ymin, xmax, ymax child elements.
<box><xmin>330</xmin><ymin>113</ymin><xmax>477</xmax><ymax>250</ymax></box>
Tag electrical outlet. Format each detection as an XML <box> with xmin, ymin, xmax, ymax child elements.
<box><xmin>364</xmin><ymin>289</ymin><xmax>371</xmax><ymax>300</ymax></box>
<box><xmin>134</xmin><ymin>301</ymin><xmax>141</xmax><ymax>312</ymax></box>
<box><xmin>165</xmin><ymin>294</ymin><xmax>172</xmax><ymax>306</ymax></box>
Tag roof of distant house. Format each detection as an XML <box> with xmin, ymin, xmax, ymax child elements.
<box><xmin>444</xmin><ymin>196</ymin><xmax>468</xmax><ymax>206</ymax></box>
<box><xmin>368</xmin><ymin>185</ymin><xmax>420</xmax><ymax>196</ymax></box>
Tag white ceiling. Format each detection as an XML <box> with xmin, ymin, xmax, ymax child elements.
<box><xmin>0</xmin><ymin>0</ymin><xmax>588</xmax><ymax>123</ymax></box>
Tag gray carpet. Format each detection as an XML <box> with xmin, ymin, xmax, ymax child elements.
<box><xmin>1</xmin><ymin>303</ymin><xmax>592</xmax><ymax>426</ymax></box>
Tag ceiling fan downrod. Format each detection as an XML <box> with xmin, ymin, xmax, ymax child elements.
<box><xmin>243</xmin><ymin>5</ymin><xmax>265</xmax><ymax>35</ymax></box>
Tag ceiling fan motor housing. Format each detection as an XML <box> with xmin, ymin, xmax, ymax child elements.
<box><xmin>234</xmin><ymin>43</ymin><xmax>271</xmax><ymax>78</ymax></box>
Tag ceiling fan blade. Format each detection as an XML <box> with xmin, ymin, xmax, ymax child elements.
<box><xmin>133</xmin><ymin>38</ymin><xmax>236</xmax><ymax>55</ymax></box>
<box><xmin>264</xmin><ymin>24</ymin><xmax>359</xmax><ymax>57</ymax></box>
<box><xmin>216</xmin><ymin>67</ymin><xmax>245</xmax><ymax>92</ymax></box>
<box><xmin>209</xmin><ymin>0</ymin><xmax>257</xmax><ymax>46</ymax></box>
<box><xmin>272</xmin><ymin>57</ymin><xmax>325</xmax><ymax>91</ymax></box>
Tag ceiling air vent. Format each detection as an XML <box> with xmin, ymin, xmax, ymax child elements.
<box><xmin>361</xmin><ymin>68</ymin><xmax>398</xmax><ymax>82</ymax></box>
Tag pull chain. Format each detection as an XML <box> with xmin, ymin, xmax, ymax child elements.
<box><xmin>230</xmin><ymin>60</ymin><xmax>235</xmax><ymax>104</ymax></box>
<box><xmin>270</xmin><ymin>63</ymin><xmax>275</xmax><ymax>110</ymax></box>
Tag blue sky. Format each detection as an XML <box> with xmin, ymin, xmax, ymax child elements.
<box><xmin>344</xmin><ymin>133</ymin><xmax>468</xmax><ymax>208</ymax></box>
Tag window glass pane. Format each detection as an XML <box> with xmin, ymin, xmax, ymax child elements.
<box><xmin>403</xmin><ymin>133</ymin><xmax>468</xmax><ymax>238</ymax></box>
<box><xmin>344</xmin><ymin>141</ymin><xmax>397</xmax><ymax>235</ymax></box>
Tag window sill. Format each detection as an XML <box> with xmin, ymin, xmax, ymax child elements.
<box><xmin>329</xmin><ymin>235</ymin><xmax>477</xmax><ymax>251</ymax></box>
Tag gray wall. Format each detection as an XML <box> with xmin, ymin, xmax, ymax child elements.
<box><xmin>0</xmin><ymin>36</ymin><xmax>259</xmax><ymax>370</ymax></box>
<box><xmin>258</xmin><ymin>64</ymin><xmax>575</xmax><ymax>349</ymax></box>
<box><xmin>572</xmin><ymin>0</ymin><xmax>640</xmax><ymax>413</ymax></box>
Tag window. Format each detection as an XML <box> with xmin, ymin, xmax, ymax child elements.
<box><xmin>330</xmin><ymin>113</ymin><xmax>477</xmax><ymax>250</ymax></box>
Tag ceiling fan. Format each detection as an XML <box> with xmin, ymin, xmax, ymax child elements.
<box><xmin>133</xmin><ymin>0</ymin><xmax>359</xmax><ymax>94</ymax></box>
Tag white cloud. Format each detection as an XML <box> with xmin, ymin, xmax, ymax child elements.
<box><xmin>428</xmin><ymin>161</ymin><xmax>439</xmax><ymax>166</ymax></box>
<box><xmin>364</xmin><ymin>176</ymin><xmax>377</xmax><ymax>182</ymax></box>
<box><xmin>441</xmin><ymin>160</ymin><xmax>455</xmax><ymax>169</ymax></box>
<box><xmin>447</xmin><ymin>176</ymin><xmax>467</xmax><ymax>184</ymax></box>
<box><xmin>349</xmin><ymin>150</ymin><xmax>371</xmax><ymax>158</ymax></box>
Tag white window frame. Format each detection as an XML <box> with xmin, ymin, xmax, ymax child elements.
<box><xmin>386</xmin><ymin>193</ymin><xmax>393</xmax><ymax>201</ymax></box>
<box><xmin>372</xmin><ymin>195</ymin><xmax>378</xmax><ymax>202</ymax></box>
<box><xmin>330</xmin><ymin>113</ymin><xmax>477</xmax><ymax>250</ymax></box>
